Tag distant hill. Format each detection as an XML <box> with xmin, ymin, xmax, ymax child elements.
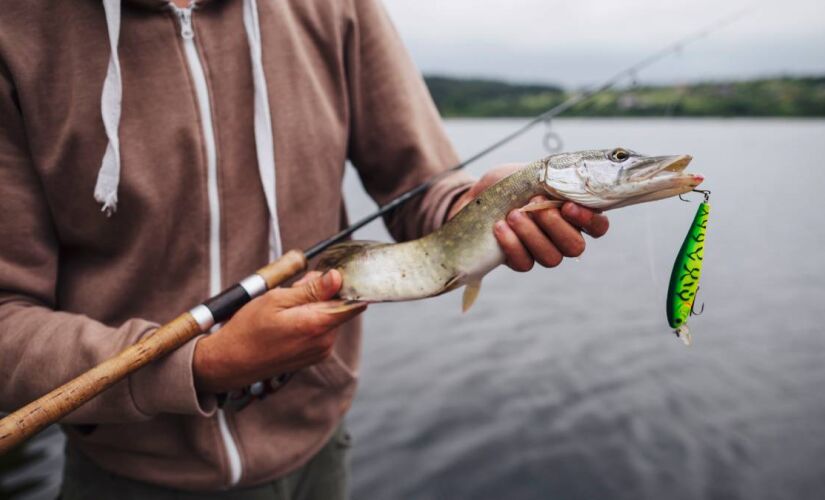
<box><xmin>423</xmin><ymin>75</ymin><xmax>825</xmax><ymax>118</ymax></box>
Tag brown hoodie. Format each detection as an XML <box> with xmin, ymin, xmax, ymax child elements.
<box><xmin>0</xmin><ymin>0</ymin><xmax>471</xmax><ymax>490</ymax></box>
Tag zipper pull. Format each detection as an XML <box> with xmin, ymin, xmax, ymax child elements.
<box><xmin>177</xmin><ymin>8</ymin><xmax>194</xmax><ymax>40</ymax></box>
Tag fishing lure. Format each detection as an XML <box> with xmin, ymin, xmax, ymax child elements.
<box><xmin>666</xmin><ymin>190</ymin><xmax>710</xmax><ymax>346</ymax></box>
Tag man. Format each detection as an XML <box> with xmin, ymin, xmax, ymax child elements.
<box><xmin>0</xmin><ymin>0</ymin><xmax>608</xmax><ymax>498</ymax></box>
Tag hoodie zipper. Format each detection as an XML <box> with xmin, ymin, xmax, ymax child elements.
<box><xmin>173</xmin><ymin>5</ymin><xmax>243</xmax><ymax>487</ymax></box>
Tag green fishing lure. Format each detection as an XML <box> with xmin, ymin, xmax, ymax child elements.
<box><xmin>666</xmin><ymin>191</ymin><xmax>710</xmax><ymax>346</ymax></box>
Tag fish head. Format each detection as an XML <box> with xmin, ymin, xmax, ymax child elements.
<box><xmin>541</xmin><ymin>148</ymin><xmax>703</xmax><ymax>210</ymax></box>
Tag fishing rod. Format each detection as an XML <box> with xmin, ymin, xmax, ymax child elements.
<box><xmin>0</xmin><ymin>8</ymin><xmax>750</xmax><ymax>454</ymax></box>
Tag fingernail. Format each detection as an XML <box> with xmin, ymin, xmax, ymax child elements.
<box><xmin>322</xmin><ymin>271</ymin><xmax>335</xmax><ymax>288</ymax></box>
<box><xmin>495</xmin><ymin>221</ymin><xmax>507</xmax><ymax>232</ymax></box>
<box><xmin>507</xmin><ymin>211</ymin><xmax>521</xmax><ymax>224</ymax></box>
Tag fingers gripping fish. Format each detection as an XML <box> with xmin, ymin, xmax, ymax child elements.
<box><xmin>318</xmin><ymin>148</ymin><xmax>704</xmax><ymax>311</ymax></box>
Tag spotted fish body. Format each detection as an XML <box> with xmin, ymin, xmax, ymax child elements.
<box><xmin>319</xmin><ymin>163</ymin><xmax>546</xmax><ymax>305</ymax></box>
<box><xmin>666</xmin><ymin>200</ymin><xmax>710</xmax><ymax>345</ymax></box>
<box><xmin>318</xmin><ymin>148</ymin><xmax>703</xmax><ymax>311</ymax></box>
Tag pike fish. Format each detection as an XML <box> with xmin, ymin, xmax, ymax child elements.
<box><xmin>318</xmin><ymin>148</ymin><xmax>703</xmax><ymax>311</ymax></box>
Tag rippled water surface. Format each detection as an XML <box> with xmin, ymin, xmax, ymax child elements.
<box><xmin>346</xmin><ymin>119</ymin><xmax>825</xmax><ymax>500</ymax></box>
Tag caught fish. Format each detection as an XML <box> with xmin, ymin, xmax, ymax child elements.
<box><xmin>319</xmin><ymin>148</ymin><xmax>704</xmax><ymax>311</ymax></box>
<box><xmin>666</xmin><ymin>192</ymin><xmax>710</xmax><ymax>346</ymax></box>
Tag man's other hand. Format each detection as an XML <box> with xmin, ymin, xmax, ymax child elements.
<box><xmin>448</xmin><ymin>164</ymin><xmax>610</xmax><ymax>272</ymax></box>
<box><xmin>193</xmin><ymin>270</ymin><xmax>365</xmax><ymax>394</ymax></box>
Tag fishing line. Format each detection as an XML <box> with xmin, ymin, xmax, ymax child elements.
<box><xmin>306</xmin><ymin>6</ymin><xmax>754</xmax><ymax>259</ymax></box>
<box><xmin>644</xmin><ymin>211</ymin><xmax>660</xmax><ymax>286</ymax></box>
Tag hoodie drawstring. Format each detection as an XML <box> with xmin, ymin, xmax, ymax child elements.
<box><xmin>243</xmin><ymin>0</ymin><xmax>283</xmax><ymax>259</ymax></box>
<box><xmin>95</xmin><ymin>0</ymin><xmax>123</xmax><ymax>216</ymax></box>
<box><xmin>95</xmin><ymin>0</ymin><xmax>283</xmax><ymax>259</ymax></box>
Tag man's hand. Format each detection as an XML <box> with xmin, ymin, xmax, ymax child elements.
<box><xmin>448</xmin><ymin>164</ymin><xmax>610</xmax><ymax>272</ymax></box>
<box><xmin>193</xmin><ymin>270</ymin><xmax>365</xmax><ymax>394</ymax></box>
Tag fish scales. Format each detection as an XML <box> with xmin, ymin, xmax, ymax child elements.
<box><xmin>325</xmin><ymin>161</ymin><xmax>545</xmax><ymax>303</ymax></box>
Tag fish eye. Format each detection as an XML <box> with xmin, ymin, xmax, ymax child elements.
<box><xmin>609</xmin><ymin>148</ymin><xmax>630</xmax><ymax>162</ymax></box>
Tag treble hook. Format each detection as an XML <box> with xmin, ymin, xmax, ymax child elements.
<box><xmin>693</xmin><ymin>189</ymin><xmax>711</xmax><ymax>203</ymax></box>
<box><xmin>679</xmin><ymin>189</ymin><xmax>711</xmax><ymax>203</ymax></box>
<box><xmin>690</xmin><ymin>286</ymin><xmax>705</xmax><ymax>316</ymax></box>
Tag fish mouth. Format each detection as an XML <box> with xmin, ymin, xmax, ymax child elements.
<box><xmin>632</xmin><ymin>154</ymin><xmax>702</xmax><ymax>185</ymax></box>
<box><xmin>661</xmin><ymin>154</ymin><xmax>693</xmax><ymax>174</ymax></box>
<box><xmin>609</xmin><ymin>154</ymin><xmax>703</xmax><ymax>208</ymax></box>
<box><xmin>655</xmin><ymin>154</ymin><xmax>703</xmax><ymax>187</ymax></box>
<box><xmin>636</xmin><ymin>154</ymin><xmax>693</xmax><ymax>177</ymax></box>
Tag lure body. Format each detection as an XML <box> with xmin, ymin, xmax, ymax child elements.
<box><xmin>666</xmin><ymin>200</ymin><xmax>710</xmax><ymax>345</ymax></box>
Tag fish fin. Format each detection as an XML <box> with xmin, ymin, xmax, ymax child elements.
<box><xmin>438</xmin><ymin>274</ymin><xmax>465</xmax><ymax>295</ymax></box>
<box><xmin>315</xmin><ymin>240</ymin><xmax>388</xmax><ymax>271</ymax></box>
<box><xmin>519</xmin><ymin>200</ymin><xmax>563</xmax><ymax>213</ymax></box>
<box><xmin>462</xmin><ymin>279</ymin><xmax>482</xmax><ymax>313</ymax></box>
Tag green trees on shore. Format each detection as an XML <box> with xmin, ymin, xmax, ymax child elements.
<box><xmin>424</xmin><ymin>75</ymin><xmax>825</xmax><ymax>118</ymax></box>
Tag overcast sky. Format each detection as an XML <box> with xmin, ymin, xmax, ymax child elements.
<box><xmin>382</xmin><ymin>0</ymin><xmax>825</xmax><ymax>87</ymax></box>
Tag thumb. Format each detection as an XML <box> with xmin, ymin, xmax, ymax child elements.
<box><xmin>266</xmin><ymin>269</ymin><xmax>342</xmax><ymax>308</ymax></box>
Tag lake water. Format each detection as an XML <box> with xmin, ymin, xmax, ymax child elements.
<box><xmin>2</xmin><ymin>119</ymin><xmax>824</xmax><ymax>499</ymax></box>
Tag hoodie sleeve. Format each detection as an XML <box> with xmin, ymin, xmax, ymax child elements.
<box><xmin>344</xmin><ymin>0</ymin><xmax>475</xmax><ymax>242</ymax></box>
<box><xmin>0</xmin><ymin>61</ymin><xmax>216</xmax><ymax>424</ymax></box>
